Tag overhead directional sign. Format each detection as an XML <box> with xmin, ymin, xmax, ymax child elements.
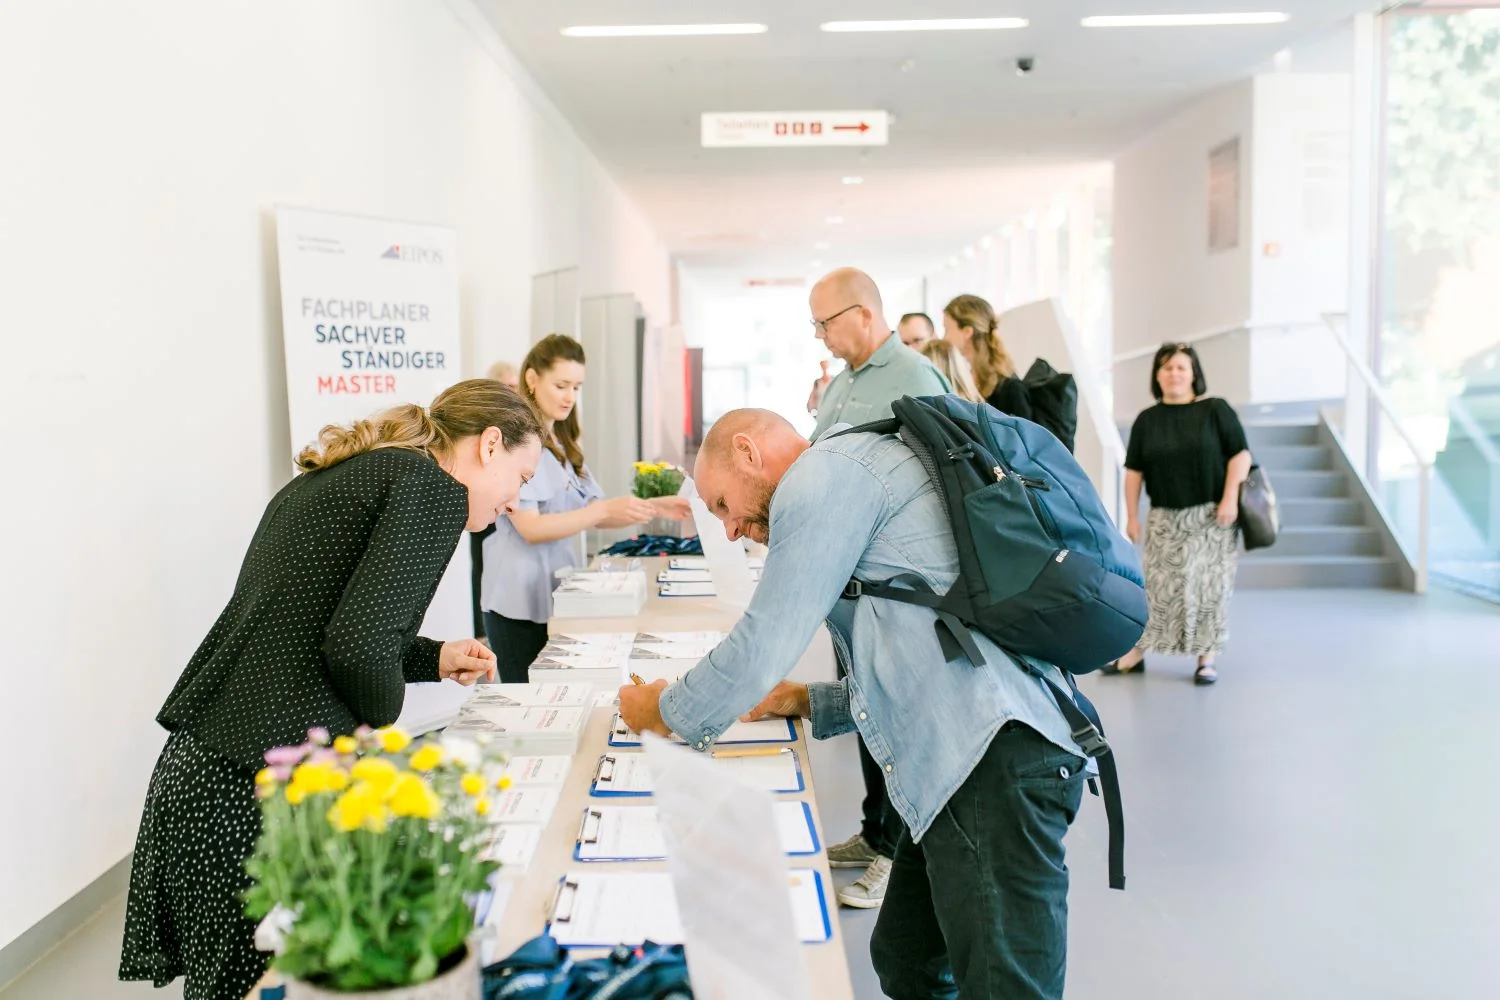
<box><xmin>701</xmin><ymin>110</ymin><xmax>890</xmax><ymax>148</ymax></box>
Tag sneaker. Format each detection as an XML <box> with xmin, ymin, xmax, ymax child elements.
<box><xmin>837</xmin><ymin>856</ymin><xmax>893</xmax><ymax>909</ymax></box>
<box><xmin>826</xmin><ymin>833</ymin><xmax>881</xmax><ymax>869</ymax></box>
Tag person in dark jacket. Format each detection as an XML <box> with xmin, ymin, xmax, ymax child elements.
<box><xmin>119</xmin><ymin>380</ymin><xmax>542</xmax><ymax>1000</ymax></box>
<box><xmin>942</xmin><ymin>293</ymin><xmax>1031</xmax><ymax>419</ymax></box>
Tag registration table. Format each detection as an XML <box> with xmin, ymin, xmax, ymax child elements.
<box><xmin>249</xmin><ymin>558</ymin><xmax>853</xmax><ymax>998</ymax></box>
<box><xmin>487</xmin><ymin>557</ymin><xmax>856</xmax><ymax>997</ymax></box>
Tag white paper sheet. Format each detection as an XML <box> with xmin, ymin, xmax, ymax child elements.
<box><xmin>493</xmin><ymin>755</ymin><xmax>573</xmax><ymax>787</ymax></box>
<box><xmin>467</xmin><ymin>683</ymin><xmax>592</xmax><ymax>708</ymax></box>
<box><xmin>547</xmin><ymin>869</ymin><xmax>828</xmax><ymax>949</ymax></box>
<box><xmin>487</xmin><ymin>787</ymin><xmax>561</xmax><ymax>826</ymax></box>
<box><xmin>575</xmin><ymin>801</ymin><xmax>817</xmax><ymax>861</ymax></box>
<box><xmin>688</xmin><ymin>496</ymin><xmax>757</xmax><ymax>610</ymax></box>
<box><xmin>609</xmin><ymin>713</ymin><xmax>795</xmax><ymax>747</ymax></box>
<box><xmin>591</xmin><ymin>750</ymin><xmax>802</xmax><ymax>796</ymax></box>
<box><xmin>482</xmin><ymin>823</ymin><xmax>542</xmax><ymax>872</ymax></box>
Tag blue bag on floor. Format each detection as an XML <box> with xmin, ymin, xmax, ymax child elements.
<box><xmin>482</xmin><ymin>933</ymin><xmax>693</xmax><ymax>1000</ymax></box>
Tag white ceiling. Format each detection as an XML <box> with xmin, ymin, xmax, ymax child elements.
<box><xmin>476</xmin><ymin>1</ymin><xmax>1376</xmax><ymax>279</ymax></box>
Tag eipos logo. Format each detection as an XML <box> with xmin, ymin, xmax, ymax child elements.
<box><xmin>380</xmin><ymin>244</ymin><xmax>444</xmax><ymax>265</ymax></box>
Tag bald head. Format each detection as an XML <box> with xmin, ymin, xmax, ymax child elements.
<box><xmin>809</xmin><ymin>268</ymin><xmax>891</xmax><ymax>369</ymax></box>
<box><xmin>693</xmin><ymin>409</ymin><xmax>810</xmax><ymax>545</ymax></box>
<box><xmin>814</xmin><ymin>267</ymin><xmax>884</xmax><ymax>314</ymax></box>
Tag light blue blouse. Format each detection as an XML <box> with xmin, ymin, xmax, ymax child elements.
<box><xmin>480</xmin><ymin>447</ymin><xmax>604</xmax><ymax>623</ymax></box>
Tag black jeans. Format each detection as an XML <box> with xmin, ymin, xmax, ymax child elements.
<box><xmin>482</xmin><ymin>612</ymin><xmax>550</xmax><ymax>684</ymax></box>
<box><xmin>871</xmin><ymin>723</ymin><xmax>1087</xmax><ymax>1000</ymax></box>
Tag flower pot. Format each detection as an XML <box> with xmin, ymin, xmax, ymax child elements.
<box><xmin>282</xmin><ymin>944</ymin><xmax>479</xmax><ymax>1000</ymax></box>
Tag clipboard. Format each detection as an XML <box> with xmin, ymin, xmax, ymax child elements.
<box><xmin>589</xmin><ymin>750</ymin><xmax>805</xmax><ymax>797</ymax></box>
<box><xmin>658</xmin><ymin>581</ymin><xmax>717</xmax><ymax>598</ymax></box>
<box><xmin>608</xmin><ymin>713</ymin><xmax>796</xmax><ymax>748</ymax></box>
<box><xmin>572</xmin><ymin>801</ymin><xmax>821</xmax><ymax>862</ymax></box>
<box><xmin>547</xmin><ymin>869</ymin><xmax>832</xmax><ymax>948</ymax></box>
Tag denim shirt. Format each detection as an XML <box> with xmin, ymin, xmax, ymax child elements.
<box><xmin>659</xmin><ymin>429</ymin><xmax>1086</xmax><ymax>842</ymax></box>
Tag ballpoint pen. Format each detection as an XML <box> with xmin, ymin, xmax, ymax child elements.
<box><xmin>628</xmin><ymin>672</ymin><xmax>645</xmax><ymax>685</ymax></box>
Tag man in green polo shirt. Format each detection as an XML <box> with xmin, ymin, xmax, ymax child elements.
<box><xmin>810</xmin><ymin>268</ymin><xmax>950</xmax><ymax>443</ymax></box>
<box><xmin>806</xmin><ymin>267</ymin><xmax>951</xmax><ymax>910</ymax></box>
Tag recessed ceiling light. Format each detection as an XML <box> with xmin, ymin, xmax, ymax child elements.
<box><xmin>1081</xmin><ymin>13</ymin><xmax>1289</xmax><ymax>28</ymax></box>
<box><xmin>842</xmin><ymin>176</ymin><xmax>864</xmax><ymax>185</ymax></box>
<box><xmin>822</xmin><ymin>18</ymin><xmax>1028</xmax><ymax>33</ymax></box>
<box><xmin>979</xmin><ymin>235</ymin><xmax>994</xmax><ymax>250</ymax></box>
<box><xmin>562</xmin><ymin>23</ymin><xmax>768</xmax><ymax>38</ymax></box>
<box><xmin>964</xmin><ymin>246</ymin><xmax>976</xmax><ymax>259</ymax></box>
<box><xmin>826</xmin><ymin>216</ymin><xmax>845</xmax><ymax>225</ymax></box>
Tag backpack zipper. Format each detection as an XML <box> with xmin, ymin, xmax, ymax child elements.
<box><xmin>993</xmin><ymin>466</ymin><xmax>1051</xmax><ymax>492</ymax></box>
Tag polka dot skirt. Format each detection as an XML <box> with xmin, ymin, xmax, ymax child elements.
<box><xmin>119</xmin><ymin>729</ymin><xmax>265</xmax><ymax>1000</ymax></box>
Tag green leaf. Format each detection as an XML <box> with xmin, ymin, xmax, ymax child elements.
<box><xmin>326</xmin><ymin>918</ymin><xmax>361</xmax><ymax>968</ymax></box>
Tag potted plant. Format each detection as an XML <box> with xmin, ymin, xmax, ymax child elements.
<box><xmin>245</xmin><ymin>726</ymin><xmax>507</xmax><ymax>999</ymax></box>
<box><xmin>632</xmin><ymin>461</ymin><xmax>689</xmax><ymax>536</ymax></box>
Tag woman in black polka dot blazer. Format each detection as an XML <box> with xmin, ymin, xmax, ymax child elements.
<box><xmin>119</xmin><ymin>380</ymin><xmax>543</xmax><ymax>1000</ymax></box>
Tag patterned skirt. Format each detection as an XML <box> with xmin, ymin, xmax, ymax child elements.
<box><xmin>119</xmin><ymin>729</ymin><xmax>268</xmax><ymax>1000</ymax></box>
<box><xmin>1140</xmin><ymin>502</ymin><xmax>1239</xmax><ymax>657</ymax></box>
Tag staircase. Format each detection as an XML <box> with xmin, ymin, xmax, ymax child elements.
<box><xmin>1238</xmin><ymin>422</ymin><xmax>1402</xmax><ymax>589</ymax></box>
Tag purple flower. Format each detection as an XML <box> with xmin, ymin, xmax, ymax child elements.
<box><xmin>307</xmin><ymin>727</ymin><xmax>331</xmax><ymax>746</ymax></box>
<box><xmin>264</xmin><ymin>744</ymin><xmax>309</xmax><ymax>767</ymax></box>
<box><xmin>307</xmin><ymin>748</ymin><xmax>340</xmax><ymax>767</ymax></box>
<box><xmin>354</xmin><ymin>725</ymin><xmax>374</xmax><ymax>739</ymax></box>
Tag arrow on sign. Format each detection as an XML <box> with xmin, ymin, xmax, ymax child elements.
<box><xmin>833</xmin><ymin>122</ymin><xmax>871</xmax><ymax>133</ymax></box>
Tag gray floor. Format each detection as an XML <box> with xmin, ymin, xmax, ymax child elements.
<box><xmin>6</xmin><ymin>588</ymin><xmax>1499</xmax><ymax>1000</ymax></box>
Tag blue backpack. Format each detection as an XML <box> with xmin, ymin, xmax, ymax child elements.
<box><xmin>837</xmin><ymin>394</ymin><xmax>1144</xmax><ymax>889</ymax></box>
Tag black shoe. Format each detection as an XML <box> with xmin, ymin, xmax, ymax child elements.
<box><xmin>1101</xmin><ymin>658</ymin><xmax>1146</xmax><ymax>676</ymax></box>
<box><xmin>1194</xmin><ymin>664</ymin><xmax>1218</xmax><ymax>686</ymax></box>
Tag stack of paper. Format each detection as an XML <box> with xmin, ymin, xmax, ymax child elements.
<box><xmin>528</xmin><ymin>632</ymin><xmax>636</xmax><ymax>690</ymax></box>
<box><xmin>482</xmin><ymin>823</ymin><xmax>544</xmax><ymax>875</ymax></box>
<box><xmin>490</xmin><ymin>754</ymin><xmax>573</xmax><ymax>788</ymax></box>
<box><xmin>552</xmin><ymin>570</ymin><xmax>648</xmax><ymax>619</ymax></box>
<box><xmin>466</xmin><ymin>683</ymin><xmax>592</xmax><ymax>709</ymax></box>
<box><xmin>446</xmin><ymin>705</ymin><xmax>588</xmax><ymax>755</ymax></box>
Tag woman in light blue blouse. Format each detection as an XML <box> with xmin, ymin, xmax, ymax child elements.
<box><xmin>480</xmin><ymin>334</ymin><xmax>690</xmax><ymax>681</ymax></box>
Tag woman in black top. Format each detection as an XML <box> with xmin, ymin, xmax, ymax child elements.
<box><xmin>1105</xmin><ymin>345</ymin><xmax>1251</xmax><ymax>685</ymax></box>
<box><xmin>942</xmin><ymin>294</ymin><xmax>1031</xmax><ymax>419</ymax></box>
<box><xmin>119</xmin><ymin>380</ymin><xmax>542</xmax><ymax>1000</ymax></box>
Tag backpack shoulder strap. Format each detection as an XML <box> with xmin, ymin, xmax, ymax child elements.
<box><xmin>826</xmin><ymin>417</ymin><xmax>901</xmax><ymax>439</ymax></box>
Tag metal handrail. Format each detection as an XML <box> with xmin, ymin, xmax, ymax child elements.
<box><xmin>1110</xmin><ymin>319</ymin><xmax>1327</xmax><ymax>365</ymax></box>
<box><xmin>1320</xmin><ymin>312</ymin><xmax>1433</xmax><ymax>592</ymax></box>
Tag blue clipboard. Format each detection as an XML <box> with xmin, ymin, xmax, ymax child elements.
<box><xmin>545</xmin><ymin>870</ymin><xmax>833</xmax><ymax>948</ymax></box>
<box><xmin>607</xmin><ymin>714</ymin><xmax>796</xmax><ymax>748</ymax></box>
<box><xmin>588</xmin><ymin>750</ymin><xmax>806</xmax><ymax>797</ymax></box>
<box><xmin>571</xmin><ymin>801</ymin><xmax>822</xmax><ymax>862</ymax></box>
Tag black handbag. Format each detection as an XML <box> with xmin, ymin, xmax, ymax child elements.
<box><xmin>1238</xmin><ymin>465</ymin><xmax>1280</xmax><ymax>550</ymax></box>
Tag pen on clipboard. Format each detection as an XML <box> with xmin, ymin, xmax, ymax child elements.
<box><xmin>712</xmin><ymin>746</ymin><xmax>792</xmax><ymax>759</ymax></box>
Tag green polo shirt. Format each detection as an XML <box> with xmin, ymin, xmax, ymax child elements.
<box><xmin>811</xmin><ymin>333</ymin><xmax>952</xmax><ymax>440</ymax></box>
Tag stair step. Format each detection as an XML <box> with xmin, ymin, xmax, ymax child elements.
<box><xmin>1279</xmin><ymin>498</ymin><xmax>1366</xmax><ymax>526</ymax></box>
<box><xmin>1242</xmin><ymin>526</ymin><xmax>1383</xmax><ymax>557</ymax></box>
<box><xmin>1269</xmin><ymin>470</ymin><xmax>1349</xmax><ymax>499</ymax></box>
<box><xmin>1237</xmin><ymin>555</ymin><xmax>1400</xmax><ymax>589</ymax></box>
<box><xmin>1255</xmin><ymin>445</ymin><xmax>1333</xmax><ymax>471</ymax></box>
<box><xmin>1244</xmin><ymin>423</ymin><xmax>1320</xmax><ymax>447</ymax></box>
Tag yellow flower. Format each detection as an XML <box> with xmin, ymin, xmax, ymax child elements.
<box><xmin>388</xmin><ymin>773</ymin><xmax>441</xmax><ymax>820</ymax></box>
<box><xmin>494</xmin><ymin>774</ymin><xmax>513</xmax><ymax>791</ymax></box>
<box><xmin>285</xmin><ymin>785</ymin><xmax>307</xmax><ymax>806</ymax></box>
<box><xmin>461</xmin><ymin>772</ymin><xmax>484</xmax><ymax>796</ymax></box>
<box><xmin>333</xmin><ymin>735</ymin><xmax>358</xmax><ymax>755</ymax></box>
<box><xmin>290</xmin><ymin>762</ymin><xmax>348</xmax><ymax>796</ymax></box>
<box><xmin>255</xmin><ymin>768</ymin><xmax>277</xmax><ymax>787</ymax></box>
<box><xmin>409</xmin><ymin>744</ymin><xmax>445</xmax><ymax>772</ymax></box>
<box><xmin>352</xmin><ymin>756</ymin><xmax>398</xmax><ymax>783</ymax></box>
<box><xmin>328</xmin><ymin>782</ymin><xmax>388</xmax><ymax>833</ymax></box>
<box><xmin>377</xmin><ymin>727</ymin><xmax>412</xmax><ymax>753</ymax></box>
<box><xmin>475</xmin><ymin>797</ymin><xmax>491</xmax><ymax>817</ymax></box>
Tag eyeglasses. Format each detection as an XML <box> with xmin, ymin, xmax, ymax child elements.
<box><xmin>811</xmin><ymin>303</ymin><xmax>861</xmax><ymax>334</ymax></box>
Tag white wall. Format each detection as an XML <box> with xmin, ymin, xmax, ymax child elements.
<box><xmin>0</xmin><ymin>0</ymin><xmax>669</xmax><ymax>949</ymax></box>
<box><xmin>1113</xmin><ymin>81</ymin><xmax>1256</xmax><ymax>355</ymax></box>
